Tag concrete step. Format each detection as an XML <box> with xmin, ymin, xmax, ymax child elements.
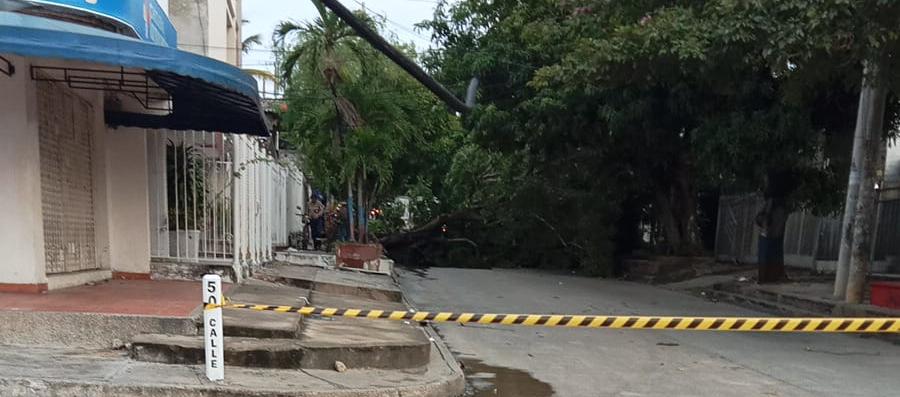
<box><xmin>309</xmin><ymin>291</ymin><xmax>408</xmax><ymax>312</ymax></box>
<box><xmin>216</xmin><ymin>310</ymin><xmax>301</xmax><ymax>339</ymax></box>
<box><xmin>275</xmin><ymin>250</ymin><xmax>335</xmax><ymax>268</ymax></box>
<box><xmin>257</xmin><ymin>263</ymin><xmax>403</xmax><ymax>302</ymax></box>
<box><xmin>214</xmin><ymin>279</ymin><xmax>310</xmax><ymax>339</ymax></box>
<box><xmin>714</xmin><ymin>282</ymin><xmax>846</xmax><ymax>315</ymax></box>
<box><xmin>193</xmin><ymin>279</ymin><xmax>309</xmax><ymax>339</ymax></box>
<box><xmin>151</xmin><ymin>259</ymin><xmax>238</xmax><ymax>283</ymax></box>
<box><xmin>130</xmin><ymin>326</ymin><xmax>431</xmax><ymax>370</ymax></box>
<box><xmin>702</xmin><ymin>289</ymin><xmax>822</xmax><ymax>317</ymax></box>
<box><xmin>299</xmin><ymin>317</ymin><xmax>431</xmax><ymax>370</ymax></box>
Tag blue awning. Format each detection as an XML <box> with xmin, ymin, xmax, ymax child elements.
<box><xmin>0</xmin><ymin>11</ymin><xmax>270</xmax><ymax>136</ymax></box>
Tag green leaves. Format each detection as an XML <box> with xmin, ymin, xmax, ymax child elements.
<box><xmin>277</xmin><ymin>4</ymin><xmax>464</xmax><ymax>210</ymax></box>
<box><xmin>415</xmin><ymin>0</ymin><xmax>900</xmax><ymax>269</ymax></box>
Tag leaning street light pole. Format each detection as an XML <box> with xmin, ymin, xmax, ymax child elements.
<box><xmin>318</xmin><ymin>0</ymin><xmax>472</xmax><ymax>114</ymax></box>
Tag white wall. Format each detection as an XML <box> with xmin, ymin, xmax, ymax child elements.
<box><xmin>207</xmin><ymin>0</ymin><xmax>240</xmax><ymax>65</ymax></box>
<box><xmin>0</xmin><ymin>55</ymin><xmax>154</xmax><ymax>287</ymax></box>
<box><xmin>286</xmin><ymin>173</ymin><xmax>307</xmax><ymax>234</ymax></box>
<box><xmin>169</xmin><ymin>0</ymin><xmax>241</xmax><ymax>65</ymax></box>
<box><xmin>886</xmin><ymin>138</ymin><xmax>899</xmax><ymax>188</ymax></box>
<box><xmin>0</xmin><ymin>55</ymin><xmax>46</xmax><ymax>286</ymax></box>
<box><xmin>105</xmin><ymin>128</ymin><xmax>152</xmax><ymax>275</ymax></box>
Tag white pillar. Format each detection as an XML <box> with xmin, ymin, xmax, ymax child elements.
<box><xmin>0</xmin><ymin>55</ymin><xmax>46</xmax><ymax>289</ymax></box>
<box><xmin>230</xmin><ymin>135</ymin><xmax>242</xmax><ymax>280</ymax></box>
<box><xmin>106</xmin><ymin>127</ymin><xmax>151</xmax><ymax>276</ymax></box>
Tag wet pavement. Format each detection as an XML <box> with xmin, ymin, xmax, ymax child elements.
<box><xmin>460</xmin><ymin>358</ymin><xmax>553</xmax><ymax>397</ymax></box>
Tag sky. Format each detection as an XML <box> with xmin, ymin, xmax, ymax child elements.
<box><xmin>241</xmin><ymin>0</ymin><xmax>448</xmax><ymax>72</ymax></box>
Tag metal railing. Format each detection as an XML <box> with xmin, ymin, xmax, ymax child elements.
<box><xmin>148</xmin><ymin>130</ymin><xmax>302</xmax><ymax>265</ymax></box>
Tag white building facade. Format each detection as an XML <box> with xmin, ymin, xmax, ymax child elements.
<box><xmin>0</xmin><ymin>0</ymin><xmax>299</xmax><ymax>292</ymax></box>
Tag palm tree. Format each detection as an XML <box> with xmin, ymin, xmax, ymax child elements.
<box><xmin>273</xmin><ymin>0</ymin><xmax>372</xmax><ymax>241</ymax></box>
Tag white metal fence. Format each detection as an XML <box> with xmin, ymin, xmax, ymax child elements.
<box><xmin>715</xmin><ymin>192</ymin><xmax>900</xmax><ymax>273</ymax></box>
<box><xmin>148</xmin><ymin>130</ymin><xmax>302</xmax><ymax>265</ymax></box>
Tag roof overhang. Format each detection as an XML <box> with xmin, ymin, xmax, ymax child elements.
<box><xmin>0</xmin><ymin>11</ymin><xmax>270</xmax><ymax>136</ymax></box>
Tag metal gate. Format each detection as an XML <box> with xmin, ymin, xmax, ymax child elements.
<box><xmin>714</xmin><ymin>194</ymin><xmax>762</xmax><ymax>264</ymax></box>
<box><xmin>38</xmin><ymin>80</ymin><xmax>98</xmax><ymax>274</ymax></box>
<box><xmin>148</xmin><ymin>130</ymin><xmax>236</xmax><ymax>262</ymax></box>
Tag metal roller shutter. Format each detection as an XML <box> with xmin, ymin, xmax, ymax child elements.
<box><xmin>38</xmin><ymin>80</ymin><xmax>98</xmax><ymax>274</ymax></box>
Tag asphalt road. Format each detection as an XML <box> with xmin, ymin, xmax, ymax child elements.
<box><xmin>397</xmin><ymin>267</ymin><xmax>900</xmax><ymax>397</ymax></box>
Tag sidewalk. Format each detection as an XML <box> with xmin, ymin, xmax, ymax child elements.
<box><xmin>0</xmin><ymin>280</ymin><xmax>208</xmax><ymax>348</ymax></box>
<box><xmin>0</xmin><ymin>328</ymin><xmax>463</xmax><ymax>397</ymax></box>
<box><xmin>665</xmin><ymin>269</ymin><xmax>900</xmax><ymax>346</ymax></box>
<box><xmin>0</xmin><ymin>257</ymin><xmax>465</xmax><ymax>396</ymax></box>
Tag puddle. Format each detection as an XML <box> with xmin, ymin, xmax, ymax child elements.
<box><xmin>460</xmin><ymin>358</ymin><xmax>554</xmax><ymax>397</ymax></box>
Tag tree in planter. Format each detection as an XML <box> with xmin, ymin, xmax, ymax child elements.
<box><xmin>166</xmin><ymin>141</ymin><xmax>207</xmax><ymax>231</ymax></box>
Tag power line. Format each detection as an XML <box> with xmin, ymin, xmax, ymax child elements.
<box><xmin>352</xmin><ymin>0</ymin><xmax>434</xmax><ymax>43</ymax></box>
<box><xmin>178</xmin><ymin>42</ymin><xmax>280</xmax><ymax>53</ymax></box>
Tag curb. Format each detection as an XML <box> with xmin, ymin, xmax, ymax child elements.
<box><xmin>0</xmin><ymin>340</ymin><xmax>465</xmax><ymax>397</ymax></box>
<box><xmin>0</xmin><ymin>377</ymin><xmax>465</xmax><ymax>397</ymax></box>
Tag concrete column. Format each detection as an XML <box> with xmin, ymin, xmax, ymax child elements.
<box><xmin>0</xmin><ymin>55</ymin><xmax>47</xmax><ymax>291</ymax></box>
<box><xmin>105</xmin><ymin>127</ymin><xmax>152</xmax><ymax>278</ymax></box>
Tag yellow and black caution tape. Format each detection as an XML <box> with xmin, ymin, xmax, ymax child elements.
<box><xmin>205</xmin><ymin>301</ymin><xmax>900</xmax><ymax>333</ymax></box>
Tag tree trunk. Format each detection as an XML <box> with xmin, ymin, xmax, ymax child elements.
<box><xmin>380</xmin><ymin>209</ymin><xmax>481</xmax><ymax>249</ymax></box>
<box><xmin>655</xmin><ymin>190</ymin><xmax>683</xmax><ymax>252</ymax></box>
<box><xmin>756</xmin><ymin>198</ymin><xmax>789</xmax><ymax>283</ymax></box>
<box><xmin>756</xmin><ymin>169</ymin><xmax>792</xmax><ymax>284</ymax></box>
<box><xmin>845</xmin><ymin>71</ymin><xmax>887</xmax><ymax>303</ymax></box>
<box><xmin>357</xmin><ymin>172</ymin><xmax>365</xmax><ymax>243</ymax></box>
<box><xmin>654</xmin><ymin>152</ymin><xmax>699</xmax><ymax>255</ymax></box>
<box><xmin>347</xmin><ymin>176</ymin><xmax>355</xmax><ymax>242</ymax></box>
<box><xmin>673</xmin><ymin>156</ymin><xmax>699</xmax><ymax>254</ymax></box>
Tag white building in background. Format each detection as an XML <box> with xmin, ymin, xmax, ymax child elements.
<box><xmin>165</xmin><ymin>0</ymin><xmax>243</xmax><ymax>65</ymax></box>
<box><xmin>0</xmin><ymin>0</ymin><xmax>301</xmax><ymax>293</ymax></box>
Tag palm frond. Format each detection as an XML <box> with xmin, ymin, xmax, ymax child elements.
<box><xmin>241</xmin><ymin>34</ymin><xmax>262</xmax><ymax>54</ymax></box>
<box><xmin>280</xmin><ymin>47</ymin><xmax>305</xmax><ymax>81</ymax></box>
<box><xmin>273</xmin><ymin>20</ymin><xmax>307</xmax><ymax>46</ymax></box>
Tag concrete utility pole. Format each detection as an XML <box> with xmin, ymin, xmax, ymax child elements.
<box><xmin>318</xmin><ymin>0</ymin><xmax>471</xmax><ymax>114</ymax></box>
<box><xmin>833</xmin><ymin>72</ymin><xmax>875</xmax><ymax>298</ymax></box>
<box><xmin>844</xmin><ymin>62</ymin><xmax>887</xmax><ymax>303</ymax></box>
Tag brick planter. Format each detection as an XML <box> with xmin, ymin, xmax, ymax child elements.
<box><xmin>871</xmin><ymin>281</ymin><xmax>900</xmax><ymax>309</ymax></box>
<box><xmin>336</xmin><ymin>243</ymin><xmax>383</xmax><ymax>270</ymax></box>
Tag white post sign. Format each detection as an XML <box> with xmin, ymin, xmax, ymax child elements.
<box><xmin>202</xmin><ymin>274</ymin><xmax>224</xmax><ymax>381</ymax></box>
